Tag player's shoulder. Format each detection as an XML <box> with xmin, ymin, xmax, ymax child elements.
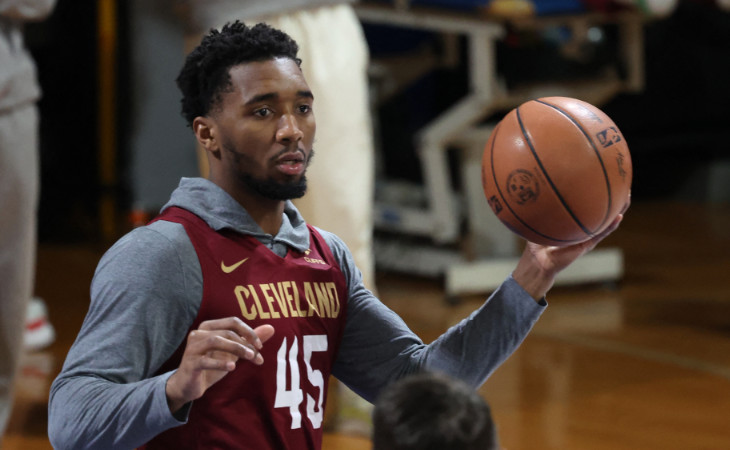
<box><xmin>310</xmin><ymin>226</ymin><xmax>361</xmax><ymax>285</ymax></box>
<box><xmin>310</xmin><ymin>226</ymin><xmax>349</xmax><ymax>258</ymax></box>
<box><xmin>113</xmin><ymin>220</ymin><xmax>187</xmax><ymax>249</ymax></box>
<box><xmin>100</xmin><ymin>220</ymin><xmax>193</xmax><ymax>270</ymax></box>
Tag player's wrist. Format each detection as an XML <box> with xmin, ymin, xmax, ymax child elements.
<box><xmin>165</xmin><ymin>372</ymin><xmax>189</xmax><ymax>414</ymax></box>
<box><xmin>512</xmin><ymin>249</ymin><xmax>556</xmax><ymax>301</ymax></box>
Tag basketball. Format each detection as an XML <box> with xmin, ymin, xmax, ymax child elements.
<box><xmin>481</xmin><ymin>96</ymin><xmax>632</xmax><ymax>247</ymax></box>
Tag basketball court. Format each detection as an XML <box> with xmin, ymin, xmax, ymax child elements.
<box><xmin>3</xmin><ymin>201</ymin><xmax>730</xmax><ymax>449</ymax></box>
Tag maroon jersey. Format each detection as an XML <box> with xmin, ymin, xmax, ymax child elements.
<box><xmin>140</xmin><ymin>207</ymin><xmax>348</xmax><ymax>450</ymax></box>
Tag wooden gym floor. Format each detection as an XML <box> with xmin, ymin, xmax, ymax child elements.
<box><xmin>3</xmin><ymin>200</ymin><xmax>730</xmax><ymax>449</ymax></box>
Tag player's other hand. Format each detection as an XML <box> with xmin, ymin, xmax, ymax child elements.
<box><xmin>513</xmin><ymin>213</ymin><xmax>624</xmax><ymax>301</ymax></box>
<box><xmin>165</xmin><ymin>317</ymin><xmax>275</xmax><ymax>413</ymax></box>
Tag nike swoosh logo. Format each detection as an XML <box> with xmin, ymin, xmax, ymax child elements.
<box><xmin>221</xmin><ymin>258</ymin><xmax>249</xmax><ymax>274</ymax></box>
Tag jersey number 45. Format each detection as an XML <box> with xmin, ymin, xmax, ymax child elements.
<box><xmin>274</xmin><ymin>335</ymin><xmax>328</xmax><ymax>429</ymax></box>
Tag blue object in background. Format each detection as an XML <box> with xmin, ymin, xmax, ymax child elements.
<box><xmin>373</xmin><ymin>0</ymin><xmax>586</xmax><ymax>15</ymax></box>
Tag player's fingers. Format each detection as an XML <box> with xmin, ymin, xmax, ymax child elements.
<box><xmin>621</xmin><ymin>191</ymin><xmax>632</xmax><ymax>215</ymax></box>
<box><xmin>596</xmin><ymin>213</ymin><xmax>623</xmax><ymax>241</ymax></box>
<box><xmin>196</xmin><ymin>353</ymin><xmax>237</xmax><ymax>372</ymax></box>
<box><xmin>198</xmin><ymin>317</ymin><xmax>263</xmax><ymax>350</ymax></box>
<box><xmin>254</xmin><ymin>324</ymin><xmax>275</xmax><ymax>344</ymax></box>
<box><xmin>187</xmin><ymin>330</ymin><xmax>259</xmax><ymax>363</ymax></box>
<box><xmin>577</xmin><ymin>214</ymin><xmax>623</xmax><ymax>255</ymax></box>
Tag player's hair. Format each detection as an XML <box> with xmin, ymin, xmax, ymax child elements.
<box><xmin>176</xmin><ymin>21</ymin><xmax>301</xmax><ymax>126</ymax></box>
<box><xmin>372</xmin><ymin>372</ymin><xmax>498</xmax><ymax>450</ymax></box>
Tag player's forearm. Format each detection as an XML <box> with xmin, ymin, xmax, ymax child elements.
<box><xmin>334</xmin><ymin>276</ymin><xmax>545</xmax><ymax>401</ymax></box>
<box><xmin>420</xmin><ymin>276</ymin><xmax>546</xmax><ymax>387</ymax></box>
<box><xmin>48</xmin><ymin>373</ymin><xmax>182</xmax><ymax>450</ymax></box>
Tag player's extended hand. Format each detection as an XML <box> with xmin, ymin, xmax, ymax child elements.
<box><xmin>513</xmin><ymin>213</ymin><xmax>624</xmax><ymax>301</ymax></box>
<box><xmin>165</xmin><ymin>317</ymin><xmax>275</xmax><ymax>413</ymax></box>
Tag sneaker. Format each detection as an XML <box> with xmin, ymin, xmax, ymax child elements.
<box><xmin>24</xmin><ymin>297</ymin><xmax>56</xmax><ymax>351</ymax></box>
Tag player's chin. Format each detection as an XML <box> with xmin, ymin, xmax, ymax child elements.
<box><xmin>276</xmin><ymin>176</ymin><xmax>308</xmax><ymax>200</ymax></box>
<box><xmin>287</xmin><ymin>181</ymin><xmax>307</xmax><ymax>200</ymax></box>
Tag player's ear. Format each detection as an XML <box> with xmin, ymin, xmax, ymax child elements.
<box><xmin>193</xmin><ymin>117</ymin><xmax>218</xmax><ymax>154</ymax></box>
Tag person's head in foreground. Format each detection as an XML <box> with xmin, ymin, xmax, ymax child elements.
<box><xmin>372</xmin><ymin>372</ymin><xmax>498</xmax><ymax>450</ymax></box>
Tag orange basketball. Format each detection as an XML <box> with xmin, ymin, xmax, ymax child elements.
<box><xmin>481</xmin><ymin>96</ymin><xmax>632</xmax><ymax>247</ymax></box>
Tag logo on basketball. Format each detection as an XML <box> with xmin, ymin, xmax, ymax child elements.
<box><xmin>616</xmin><ymin>150</ymin><xmax>628</xmax><ymax>179</ymax></box>
<box><xmin>488</xmin><ymin>195</ymin><xmax>503</xmax><ymax>214</ymax></box>
<box><xmin>506</xmin><ymin>169</ymin><xmax>539</xmax><ymax>205</ymax></box>
<box><xmin>596</xmin><ymin>127</ymin><xmax>622</xmax><ymax>148</ymax></box>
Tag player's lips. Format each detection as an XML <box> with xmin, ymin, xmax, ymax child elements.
<box><xmin>275</xmin><ymin>150</ymin><xmax>306</xmax><ymax>176</ymax></box>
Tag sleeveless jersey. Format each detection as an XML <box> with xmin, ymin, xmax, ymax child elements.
<box><xmin>140</xmin><ymin>207</ymin><xmax>348</xmax><ymax>450</ymax></box>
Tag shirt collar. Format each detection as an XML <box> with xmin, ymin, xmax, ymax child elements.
<box><xmin>161</xmin><ymin>177</ymin><xmax>311</xmax><ymax>252</ymax></box>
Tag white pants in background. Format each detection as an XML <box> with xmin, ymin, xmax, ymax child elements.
<box><xmin>0</xmin><ymin>103</ymin><xmax>39</xmax><ymax>435</ymax></box>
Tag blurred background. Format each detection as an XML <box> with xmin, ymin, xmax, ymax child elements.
<box><xmin>5</xmin><ymin>0</ymin><xmax>730</xmax><ymax>449</ymax></box>
<box><xmin>26</xmin><ymin>0</ymin><xmax>730</xmax><ymax>244</ymax></box>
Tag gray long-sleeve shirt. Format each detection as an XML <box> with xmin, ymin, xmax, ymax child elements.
<box><xmin>48</xmin><ymin>177</ymin><xmax>545</xmax><ymax>450</ymax></box>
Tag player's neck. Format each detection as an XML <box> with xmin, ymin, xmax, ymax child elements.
<box><xmin>231</xmin><ymin>189</ymin><xmax>285</xmax><ymax>235</ymax></box>
<box><xmin>245</xmin><ymin>201</ymin><xmax>285</xmax><ymax>236</ymax></box>
<box><xmin>209</xmin><ymin>174</ymin><xmax>287</xmax><ymax>235</ymax></box>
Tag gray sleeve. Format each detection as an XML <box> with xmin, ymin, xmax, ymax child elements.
<box><xmin>318</xmin><ymin>229</ymin><xmax>546</xmax><ymax>403</ymax></box>
<box><xmin>48</xmin><ymin>221</ymin><xmax>202</xmax><ymax>450</ymax></box>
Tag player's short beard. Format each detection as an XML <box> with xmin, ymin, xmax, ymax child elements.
<box><xmin>223</xmin><ymin>141</ymin><xmax>314</xmax><ymax>200</ymax></box>
<box><xmin>240</xmin><ymin>170</ymin><xmax>308</xmax><ymax>200</ymax></box>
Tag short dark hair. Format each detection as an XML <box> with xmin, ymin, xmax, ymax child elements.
<box><xmin>372</xmin><ymin>372</ymin><xmax>498</xmax><ymax>450</ymax></box>
<box><xmin>176</xmin><ymin>21</ymin><xmax>301</xmax><ymax>126</ymax></box>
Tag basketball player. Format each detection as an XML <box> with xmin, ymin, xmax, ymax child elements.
<box><xmin>48</xmin><ymin>22</ymin><xmax>622</xmax><ymax>450</ymax></box>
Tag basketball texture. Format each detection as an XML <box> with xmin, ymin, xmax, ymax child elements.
<box><xmin>481</xmin><ymin>96</ymin><xmax>632</xmax><ymax>246</ymax></box>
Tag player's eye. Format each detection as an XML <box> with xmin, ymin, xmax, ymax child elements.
<box><xmin>254</xmin><ymin>107</ymin><xmax>272</xmax><ymax>118</ymax></box>
<box><xmin>298</xmin><ymin>104</ymin><xmax>311</xmax><ymax>114</ymax></box>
